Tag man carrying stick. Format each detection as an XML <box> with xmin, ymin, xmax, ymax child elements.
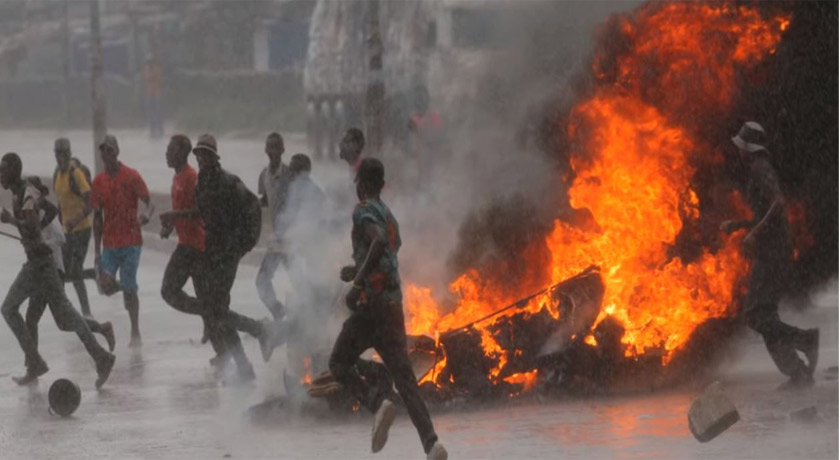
<box><xmin>0</xmin><ymin>153</ymin><xmax>115</xmax><ymax>387</ymax></box>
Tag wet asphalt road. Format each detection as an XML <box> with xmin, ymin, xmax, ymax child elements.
<box><xmin>0</xmin><ymin>130</ymin><xmax>835</xmax><ymax>459</ymax></box>
<box><xmin>0</xmin><ymin>239</ymin><xmax>835</xmax><ymax>459</ymax></box>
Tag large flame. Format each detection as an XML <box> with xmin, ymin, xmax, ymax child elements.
<box><xmin>407</xmin><ymin>2</ymin><xmax>789</xmax><ymax>389</ymax></box>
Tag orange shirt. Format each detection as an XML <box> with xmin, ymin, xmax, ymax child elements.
<box><xmin>143</xmin><ymin>63</ymin><xmax>163</xmax><ymax>98</ymax></box>
<box><xmin>171</xmin><ymin>165</ymin><xmax>205</xmax><ymax>252</ymax></box>
<box><xmin>91</xmin><ymin>163</ymin><xmax>150</xmax><ymax>248</ymax></box>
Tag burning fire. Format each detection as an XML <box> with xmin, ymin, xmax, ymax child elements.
<box><xmin>300</xmin><ymin>357</ymin><xmax>313</xmax><ymax>385</ymax></box>
<box><xmin>407</xmin><ymin>2</ymin><xmax>789</xmax><ymax>391</ymax></box>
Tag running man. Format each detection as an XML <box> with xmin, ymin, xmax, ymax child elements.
<box><xmin>159</xmin><ymin>134</ymin><xmax>206</xmax><ymax>317</ymax></box>
<box><xmin>722</xmin><ymin>121</ymin><xmax>819</xmax><ymax>388</ymax></box>
<box><xmin>92</xmin><ymin>134</ymin><xmax>154</xmax><ymax>347</ymax></box>
<box><xmin>328</xmin><ymin>158</ymin><xmax>447</xmax><ymax>459</ymax></box>
<box><xmin>193</xmin><ymin>134</ymin><xmax>272</xmax><ymax>381</ymax></box>
<box><xmin>52</xmin><ymin>137</ymin><xmax>94</xmax><ymax>317</ymax></box>
<box><xmin>0</xmin><ymin>153</ymin><xmax>115</xmax><ymax>387</ymax></box>
<box><xmin>256</xmin><ymin>132</ymin><xmax>293</xmax><ymax>320</ymax></box>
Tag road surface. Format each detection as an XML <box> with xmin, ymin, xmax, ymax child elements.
<box><xmin>0</xmin><ymin>130</ymin><xmax>835</xmax><ymax>459</ymax></box>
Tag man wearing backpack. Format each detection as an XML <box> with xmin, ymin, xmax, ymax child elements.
<box><xmin>92</xmin><ymin>135</ymin><xmax>154</xmax><ymax>348</ymax></box>
<box><xmin>52</xmin><ymin>138</ymin><xmax>95</xmax><ymax>317</ymax></box>
<box><xmin>193</xmin><ymin>134</ymin><xmax>273</xmax><ymax>382</ymax></box>
<box><xmin>159</xmin><ymin>134</ymin><xmax>272</xmax><ymax>373</ymax></box>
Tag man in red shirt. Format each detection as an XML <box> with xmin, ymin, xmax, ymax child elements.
<box><xmin>160</xmin><ymin>134</ymin><xmax>206</xmax><ymax>314</ymax></box>
<box><xmin>160</xmin><ymin>134</ymin><xmax>274</xmax><ymax>377</ymax></box>
<box><xmin>92</xmin><ymin>135</ymin><xmax>154</xmax><ymax>347</ymax></box>
<box><xmin>159</xmin><ymin>134</ymin><xmax>227</xmax><ymax>363</ymax></box>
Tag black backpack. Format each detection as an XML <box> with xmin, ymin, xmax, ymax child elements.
<box><xmin>52</xmin><ymin>158</ymin><xmax>92</xmax><ymax>198</ymax></box>
<box><xmin>235</xmin><ymin>179</ymin><xmax>262</xmax><ymax>255</ymax></box>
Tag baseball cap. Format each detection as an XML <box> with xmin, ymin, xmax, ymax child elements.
<box><xmin>54</xmin><ymin>137</ymin><xmax>71</xmax><ymax>153</ymax></box>
<box><xmin>99</xmin><ymin>134</ymin><xmax>119</xmax><ymax>152</ymax></box>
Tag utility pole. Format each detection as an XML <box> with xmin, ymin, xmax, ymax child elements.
<box><xmin>90</xmin><ymin>0</ymin><xmax>107</xmax><ymax>174</ymax></box>
<box><xmin>61</xmin><ymin>0</ymin><xmax>71</xmax><ymax>127</ymax></box>
<box><xmin>364</xmin><ymin>0</ymin><xmax>384</xmax><ymax>156</ymax></box>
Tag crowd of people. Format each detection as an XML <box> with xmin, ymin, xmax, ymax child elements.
<box><xmin>0</xmin><ymin>119</ymin><xmax>821</xmax><ymax>459</ymax></box>
<box><xmin>0</xmin><ymin>128</ymin><xmax>447</xmax><ymax>460</ymax></box>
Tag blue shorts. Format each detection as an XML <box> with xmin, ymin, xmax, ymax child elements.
<box><xmin>100</xmin><ymin>246</ymin><xmax>142</xmax><ymax>293</ymax></box>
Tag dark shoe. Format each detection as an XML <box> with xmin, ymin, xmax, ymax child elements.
<box><xmin>805</xmin><ymin>328</ymin><xmax>819</xmax><ymax>376</ymax></box>
<box><xmin>272</xmin><ymin>301</ymin><xmax>286</xmax><ymax>321</ymax></box>
<box><xmin>95</xmin><ymin>353</ymin><xmax>116</xmax><ymax>389</ymax></box>
<box><xmin>225</xmin><ymin>364</ymin><xmax>256</xmax><ymax>386</ymax></box>
<box><xmin>209</xmin><ymin>354</ymin><xmax>228</xmax><ymax>368</ymax></box>
<box><xmin>100</xmin><ymin>322</ymin><xmax>116</xmax><ymax>352</ymax></box>
<box><xmin>371</xmin><ymin>399</ymin><xmax>397</xmax><ymax>453</ymax></box>
<box><xmin>128</xmin><ymin>333</ymin><xmax>142</xmax><ymax>349</ymax></box>
<box><xmin>777</xmin><ymin>373</ymin><xmax>814</xmax><ymax>391</ymax></box>
<box><xmin>13</xmin><ymin>359</ymin><xmax>49</xmax><ymax>386</ymax></box>
<box><xmin>259</xmin><ymin>319</ymin><xmax>275</xmax><ymax>363</ymax></box>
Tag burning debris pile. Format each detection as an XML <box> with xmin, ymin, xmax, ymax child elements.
<box><xmin>260</xmin><ymin>2</ymin><xmax>836</xmax><ymax>418</ymax></box>
<box><xmin>395</xmin><ymin>2</ymin><xmax>793</xmax><ymax>400</ymax></box>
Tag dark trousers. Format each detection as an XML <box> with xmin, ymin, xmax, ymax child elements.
<box><xmin>145</xmin><ymin>96</ymin><xmax>163</xmax><ymax>138</ymax></box>
<box><xmin>256</xmin><ymin>249</ymin><xmax>289</xmax><ymax>320</ymax></box>
<box><xmin>203</xmin><ymin>250</ymin><xmax>261</xmax><ymax>370</ymax></box>
<box><xmin>62</xmin><ymin>228</ymin><xmax>92</xmax><ymax>316</ymax></box>
<box><xmin>161</xmin><ymin>244</ymin><xmax>205</xmax><ymax>317</ymax></box>
<box><xmin>744</xmin><ymin>258</ymin><xmax>811</xmax><ymax>378</ymax></box>
<box><xmin>162</xmin><ymin>246</ymin><xmax>262</xmax><ymax>369</ymax></box>
<box><xmin>25</xmin><ymin>295</ymin><xmax>106</xmax><ymax>355</ymax></box>
<box><xmin>2</xmin><ymin>255</ymin><xmax>109</xmax><ymax>368</ymax></box>
<box><xmin>161</xmin><ymin>244</ymin><xmax>263</xmax><ymax>337</ymax></box>
<box><xmin>329</xmin><ymin>298</ymin><xmax>437</xmax><ymax>453</ymax></box>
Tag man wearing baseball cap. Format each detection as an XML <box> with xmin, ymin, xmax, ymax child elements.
<box><xmin>721</xmin><ymin>121</ymin><xmax>819</xmax><ymax>389</ymax></box>
<box><xmin>91</xmin><ymin>134</ymin><xmax>154</xmax><ymax>347</ymax></box>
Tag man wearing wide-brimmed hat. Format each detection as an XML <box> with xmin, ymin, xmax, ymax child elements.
<box><xmin>191</xmin><ymin>134</ymin><xmax>274</xmax><ymax>383</ymax></box>
<box><xmin>721</xmin><ymin>121</ymin><xmax>819</xmax><ymax>389</ymax></box>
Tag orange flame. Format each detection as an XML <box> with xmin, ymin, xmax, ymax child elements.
<box><xmin>503</xmin><ymin>370</ymin><xmax>539</xmax><ymax>394</ymax></box>
<box><xmin>406</xmin><ymin>2</ymin><xmax>788</xmax><ymax>388</ymax></box>
<box><xmin>300</xmin><ymin>357</ymin><xmax>312</xmax><ymax>385</ymax></box>
<box><xmin>787</xmin><ymin>200</ymin><xmax>814</xmax><ymax>261</ymax></box>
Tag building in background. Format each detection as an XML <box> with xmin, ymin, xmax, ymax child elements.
<box><xmin>0</xmin><ymin>0</ymin><xmax>313</xmax><ymax>133</ymax></box>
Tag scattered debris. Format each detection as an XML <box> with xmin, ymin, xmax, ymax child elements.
<box><xmin>688</xmin><ymin>383</ymin><xmax>740</xmax><ymax>442</ymax></box>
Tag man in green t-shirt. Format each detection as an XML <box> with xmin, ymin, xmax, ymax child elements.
<box><xmin>329</xmin><ymin>158</ymin><xmax>447</xmax><ymax>460</ymax></box>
